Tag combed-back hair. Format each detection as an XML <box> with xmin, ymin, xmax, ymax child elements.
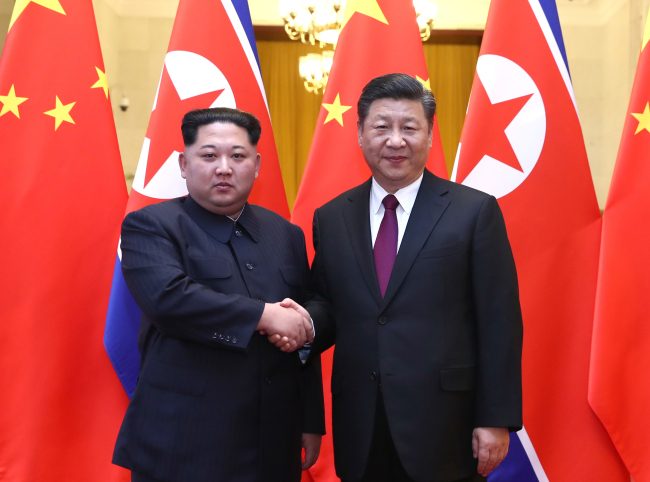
<box><xmin>357</xmin><ymin>73</ymin><xmax>437</xmax><ymax>130</ymax></box>
<box><xmin>181</xmin><ymin>107</ymin><xmax>262</xmax><ymax>146</ymax></box>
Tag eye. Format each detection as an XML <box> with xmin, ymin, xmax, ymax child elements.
<box><xmin>232</xmin><ymin>153</ymin><xmax>244</xmax><ymax>159</ymax></box>
<box><xmin>203</xmin><ymin>153</ymin><xmax>215</xmax><ymax>158</ymax></box>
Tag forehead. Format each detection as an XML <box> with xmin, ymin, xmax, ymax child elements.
<box><xmin>364</xmin><ymin>98</ymin><xmax>426</xmax><ymax>123</ymax></box>
<box><xmin>194</xmin><ymin>122</ymin><xmax>251</xmax><ymax>146</ymax></box>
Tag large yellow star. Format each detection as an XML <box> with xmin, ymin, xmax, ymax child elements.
<box><xmin>416</xmin><ymin>76</ymin><xmax>431</xmax><ymax>91</ymax></box>
<box><xmin>631</xmin><ymin>103</ymin><xmax>650</xmax><ymax>134</ymax></box>
<box><xmin>340</xmin><ymin>0</ymin><xmax>388</xmax><ymax>32</ymax></box>
<box><xmin>91</xmin><ymin>67</ymin><xmax>109</xmax><ymax>98</ymax></box>
<box><xmin>44</xmin><ymin>96</ymin><xmax>75</xmax><ymax>130</ymax></box>
<box><xmin>0</xmin><ymin>85</ymin><xmax>28</xmax><ymax>119</ymax></box>
<box><xmin>9</xmin><ymin>0</ymin><xmax>65</xmax><ymax>31</ymax></box>
<box><xmin>323</xmin><ymin>93</ymin><xmax>352</xmax><ymax>126</ymax></box>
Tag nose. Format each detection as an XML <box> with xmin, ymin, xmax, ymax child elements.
<box><xmin>386</xmin><ymin>127</ymin><xmax>405</xmax><ymax>148</ymax></box>
<box><xmin>214</xmin><ymin>156</ymin><xmax>233</xmax><ymax>176</ymax></box>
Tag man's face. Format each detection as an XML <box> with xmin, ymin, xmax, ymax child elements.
<box><xmin>179</xmin><ymin>122</ymin><xmax>260</xmax><ymax>217</ymax></box>
<box><xmin>358</xmin><ymin>98</ymin><xmax>432</xmax><ymax>193</ymax></box>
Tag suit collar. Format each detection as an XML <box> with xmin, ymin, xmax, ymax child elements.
<box><xmin>183</xmin><ymin>196</ymin><xmax>262</xmax><ymax>244</ymax></box>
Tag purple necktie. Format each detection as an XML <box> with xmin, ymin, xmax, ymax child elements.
<box><xmin>374</xmin><ymin>194</ymin><xmax>399</xmax><ymax>298</ymax></box>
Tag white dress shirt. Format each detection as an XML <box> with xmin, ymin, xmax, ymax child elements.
<box><xmin>370</xmin><ymin>173</ymin><xmax>424</xmax><ymax>252</ymax></box>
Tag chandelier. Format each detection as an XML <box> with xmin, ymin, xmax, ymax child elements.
<box><xmin>282</xmin><ymin>0</ymin><xmax>438</xmax><ymax>93</ymax></box>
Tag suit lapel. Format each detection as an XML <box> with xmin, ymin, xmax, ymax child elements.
<box><xmin>380</xmin><ymin>171</ymin><xmax>450</xmax><ymax>310</ymax></box>
<box><xmin>342</xmin><ymin>179</ymin><xmax>383</xmax><ymax>307</ymax></box>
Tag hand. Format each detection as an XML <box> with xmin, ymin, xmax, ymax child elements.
<box><xmin>257</xmin><ymin>302</ymin><xmax>308</xmax><ymax>352</ymax></box>
<box><xmin>280</xmin><ymin>298</ymin><xmax>314</xmax><ymax>343</ymax></box>
<box><xmin>472</xmin><ymin>427</ymin><xmax>509</xmax><ymax>477</ymax></box>
<box><xmin>301</xmin><ymin>433</ymin><xmax>322</xmax><ymax>471</ymax></box>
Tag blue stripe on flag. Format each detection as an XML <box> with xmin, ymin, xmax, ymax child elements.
<box><xmin>538</xmin><ymin>0</ymin><xmax>570</xmax><ymax>77</ymax></box>
<box><xmin>104</xmin><ymin>255</ymin><xmax>142</xmax><ymax>398</ymax></box>
<box><xmin>488</xmin><ymin>432</ymin><xmax>540</xmax><ymax>482</ymax></box>
<box><xmin>231</xmin><ymin>0</ymin><xmax>261</xmax><ymax>69</ymax></box>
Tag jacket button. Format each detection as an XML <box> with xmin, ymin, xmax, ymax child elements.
<box><xmin>378</xmin><ymin>316</ymin><xmax>387</xmax><ymax>325</ymax></box>
<box><xmin>266</xmin><ymin>377</ymin><xmax>271</xmax><ymax>384</ymax></box>
<box><xmin>246</xmin><ymin>262</ymin><xmax>253</xmax><ymax>270</ymax></box>
<box><xmin>212</xmin><ymin>332</ymin><xmax>218</xmax><ymax>339</ymax></box>
<box><xmin>371</xmin><ymin>371</ymin><xmax>377</xmax><ymax>381</ymax></box>
<box><xmin>225</xmin><ymin>335</ymin><xmax>231</xmax><ymax>342</ymax></box>
<box><xmin>235</xmin><ymin>230</ymin><xmax>242</xmax><ymax>237</ymax></box>
<box><xmin>232</xmin><ymin>337</ymin><xmax>238</xmax><ymax>344</ymax></box>
<box><xmin>218</xmin><ymin>334</ymin><xmax>224</xmax><ymax>340</ymax></box>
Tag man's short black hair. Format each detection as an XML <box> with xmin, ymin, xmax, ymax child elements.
<box><xmin>357</xmin><ymin>73</ymin><xmax>437</xmax><ymax>130</ymax></box>
<box><xmin>181</xmin><ymin>107</ymin><xmax>262</xmax><ymax>146</ymax></box>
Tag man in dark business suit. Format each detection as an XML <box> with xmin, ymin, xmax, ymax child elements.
<box><xmin>112</xmin><ymin>108</ymin><xmax>325</xmax><ymax>482</ymax></box>
<box><xmin>278</xmin><ymin>74</ymin><xmax>523</xmax><ymax>482</ymax></box>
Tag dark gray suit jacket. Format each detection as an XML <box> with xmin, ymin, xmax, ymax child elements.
<box><xmin>113</xmin><ymin>196</ymin><xmax>325</xmax><ymax>482</ymax></box>
<box><xmin>307</xmin><ymin>170</ymin><xmax>523</xmax><ymax>482</ymax></box>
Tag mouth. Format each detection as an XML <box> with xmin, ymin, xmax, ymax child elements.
<box><xmin>384</xmin><ymin>156</ymin><xmax>407</xmax><ymax>163</ymax></box>
<box><xmin>214</xmin><ymin>182</ymin><xmax>233</xmax><ymax>190</ymax></box>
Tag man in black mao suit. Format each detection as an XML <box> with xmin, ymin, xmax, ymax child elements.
<box><xmin>280</xmin><ymin>74</ymin><xmax>523</xmax><ymax>482</ymax></box>
<box><xmin>112</xmin><ymin>108</ymin><xmax>325</xmax><ymax>482</ymax></box>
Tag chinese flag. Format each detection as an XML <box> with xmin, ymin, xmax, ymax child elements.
<box><xmin>291</xmin><ymin>1</ymin><xmax>445</xmax><ymax>480</ymax></box>
<box><xmin>453</xmin><ymin>1</ymin><xmax>627</xmax><ymax>481</ymax></box>
<box><xmin>0</xmin><ymin>1</ymin><xmax>129</xmax><ymax>481</ymax></box>
<box><xmin>589</xmin><ymin>8</ymin><xmax>650</xmax><ymax>482</ymax></box>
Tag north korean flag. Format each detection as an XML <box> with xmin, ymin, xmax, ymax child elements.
<box><xmin>104</xmin><ymin>0</ymin><xmax>288</xmax><ymax>397</ymax></box>
<box><xmin>453</xmin><ymin>0</ymin><xmax>627</xmax><ymax>481</ymax></box>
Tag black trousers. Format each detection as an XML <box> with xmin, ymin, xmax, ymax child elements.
<box><xmin>344</xmin><ymin>391</ymin><xmax>484</xmax><ymax>482</ymax></box>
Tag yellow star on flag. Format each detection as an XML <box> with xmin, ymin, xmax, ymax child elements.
<box><xmin>323</xmin><ymin>93</ymin><xmax>352</xmax><ymax>127</ymax></box>
<box><xmin>0</xmin><ymin>85</ymin><xmax>28</xmax><ymax>119</ymax></box>
<box><xmin>643</xmin><ymin>7</ymin><xmax>650</xmax><ymax>51</ymax></box>
<box><xmin>341</xmin><ymin>0</ymin><xmax>388</xmax><ymax>32</ymax></box>
<box><xmin>44</xmin><ymin>96</ymin><xmax>75</xmax><ymax>130</ymax></box>
<box><xmin>631</xmin><ymin>103</ymin><xmax>650</xmax><ymax>135</ymax></box>
<box><xmin>416</xmin><ymin>76</ymin><xmax>431</xmax><ymax>91</ymax></box>
<box><xmin>92</xmin><ymin>67</ymin><xmax>109</xmax><ymax>98</ymax></box>
<box><xmin>9</xmin><ymin>0</ymin><xmax>65</xmax><ymax>31</ymax></box>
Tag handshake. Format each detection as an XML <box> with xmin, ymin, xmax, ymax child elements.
<box><xmin>256</xmin><ymin>298</ymin><xmax>313</xmax><ymax>352</ymax></box>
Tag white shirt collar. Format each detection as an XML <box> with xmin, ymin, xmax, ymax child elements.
<box><xmin>370</xmin><ymin>173</ymin><xmax>424</xmax><ymax>215</ymax></box>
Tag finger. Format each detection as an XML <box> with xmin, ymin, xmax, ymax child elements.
<box><xmin>280</xmin><ymin>298</ymin><xmax>293</xmax><ymax>308</ymax></box>
<box><xmin>303</xmin><ymin>317</ymin><xmax>314</xmax><ymax>343</ymax></box>
<box><xmin>482</xmin><ymin>450</ymin><xmax>498</xmax><ymax>476</ymax></box>
<box><xmin>267</xmin><ymin>334</ymin><xmax>281</xmax><ymax>343</ymax></box>
<box><xmin>274</xmin><ymin>336</ymin><xmax>289</xmax><ymax>348</ymax></box>
<box><xmin>472</xmin><ymin>433</ymin><xmax>479</xmax><ymax>459</ymax></box>
<box><xmin>280</xmin><ymin>342</ymin><xmax>292</xmax><ymax>352</ymax></box>
<box><xmin>477</xmin><ymin>448</ymin><xmax>490</xmax><ymax>475</ymax></box>
<box><xmin>259</xmin><ymin>330</ymin><xmax>266</xmax><ymax>335</ymax></box>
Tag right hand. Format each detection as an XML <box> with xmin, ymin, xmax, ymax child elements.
<box><xmin>257</xmin><ymin>302</ymin><xmax>308</xmax><ymax>352</ymax></box>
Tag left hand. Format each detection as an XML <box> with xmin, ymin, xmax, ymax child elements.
<box><xmin>302</xmin><ymin>433</ymin><xmax>322</xmax><ymax>471</ymax></box>
<box><xmin>472</xmin><ymin>427</ymin><xmax>509</xmax><ymax>477</ymax></box>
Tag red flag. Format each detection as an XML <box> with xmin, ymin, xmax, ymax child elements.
<box><xmin>453</xmin><ymin>0</ymin><xmax>627</xmax><ymax>480</ymax></box>
<box><xmin>0</xmin><ymin>1</ymin><xmax>129</xmax><ymax>480</ymax></box>
<box><xmin>125</xmin><ymin>0</ymin><xmax>288</xmax><ymax>218</ymax></box>
<box><xmin>589</xmin><ymin>8</ymin><xmax>650</xmax><ymax>482</ymax></box>
<box><xmin>290</xmin><ymin>1</ymin><xmax>445</xmax><ymax>480</ymax></box>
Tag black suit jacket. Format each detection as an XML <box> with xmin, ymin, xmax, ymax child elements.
<box><xmin>307</xmin><ymin>170</ymin><xmax>523</xmax><ymax>482</ymax></box>
<box><xmin>113</xmin><ymin>196</ymin><xmax>325</xmax><ymax>482</ymax></box>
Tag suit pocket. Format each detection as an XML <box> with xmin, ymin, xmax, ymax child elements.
<box><xmin>142</xmin><ymin>361</ymin><xmax>208</xmax><ymax>397</ymax></box>
<box><xmin>440</xmin><ymin>366</ymin><xmax>476</xmax><ymax>391</ymax></box>
<box><xmin>187</xmin><ymin>257</ymin><xmax>232</xmax><ymax>279</ymax></box>
<box><xmin>280</xmin><ymin>265</ymin><xmax>303</xmax><ymax>286</ymax></box>
<box><xmin>420</xmin><ymin>243</ymin><xmax>463</xmax><ymax>259</ymax></box>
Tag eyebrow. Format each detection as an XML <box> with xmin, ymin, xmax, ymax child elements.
<box><xmin>198</xmin><ymin>144</ymin><xmax>247</xmax><ymax>150</ymax></box>
<box><xmin>373</xmin><ymin>114</ymin><xmax>419</xmax><ymax>122</ymax></box>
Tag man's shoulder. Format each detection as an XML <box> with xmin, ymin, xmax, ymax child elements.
<box><xmin>316</xmin><ymin>180</ymin><xmax>371</xmax><ymax>214</ymax></box>
<box><xmin>123</xmin><ymin>197</ymin><xmax>187</xmax><ymax>227</ymax></box>
<box><xmin>423</xmin><ymin>172</ymin><xmax>496</xmax><ymax>206</ymax></box>
<box><xmin>248</xmin><ymin>204</ymin><xmax>304</xmax><ymax>235</ymax></box>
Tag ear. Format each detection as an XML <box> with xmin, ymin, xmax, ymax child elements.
<box><xmin>357</xmin><ymin>120</ymin><xmax>363</xmax><ymax>147</ymax></box>
<box><xmin>179</xmin><ymin>152</ymin><xmax>187</xmax><ymax>179</ymax></box>
<box><xmin>428</xmin><ymin>128</ymin><xmax>433</xmax><ymax>148</ymax></box>
<box><xmin>254</xmin><ymin>153</ymin><xmax>261</xmax><ymax>179</ymax></box>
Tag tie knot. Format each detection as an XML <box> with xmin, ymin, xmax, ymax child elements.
<box><xmin>382</xmin><ymin>194</ymin><xmax>399</xmax><ymax>211</ymax></box>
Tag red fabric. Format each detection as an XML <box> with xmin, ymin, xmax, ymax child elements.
<box><xmin>589</xmin><ymin>12</ymin><xmax>650</xmax><ymax>482</ymax></box>
<box><xmin>293</xmin><ymin>2</ymin><xmax>445</xmax><ymax>480</ymax></box>
<box><xmin>0</xmin><ymin>1</ymin><xmax>130</xmax><ymax>481</ymax></box>
<box><xmin>455</xmin><ymin>0</ymin><xmax>627</xmax><ymax>480</ymax></box>
<box><xmin>126</xmin><ymin>0</ymin><xmax>289</xmax><ymax>219</ymax></box>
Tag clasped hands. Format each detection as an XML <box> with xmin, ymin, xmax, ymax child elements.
<box><xmin>256</xmin><ymin>298</ymin><xmax>312</xmax><ymax>352</ymax></box>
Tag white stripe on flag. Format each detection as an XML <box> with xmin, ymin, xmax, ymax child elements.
<box><xmin>220</xmin><ymin>0</ymin><xmax>271</xmax><ymax>117</ymax></box>
<box><xmin>518</xmin><ymin>427</ymin><xmax>550</xmax><ymax>482</ymax></box>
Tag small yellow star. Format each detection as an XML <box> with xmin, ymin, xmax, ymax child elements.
<box><xmin>416</xmin><ymin>76</ymin><xmax>431</xmax><ymax>91</ymax></box>
<box><xmin>9</xmin><ymin>0</ymin><xmax>65</xmax><ymax>31</ymax></box>
<box><xmin>91</xmin><ymin>67</ymin><xmax>109</xmax><ymax>98</ymax></box>
<box><xmin>323</xmin><ymin>93</ymin><xmax>352</xmax><ymax>127</ymax></box>
<box><xmin>631</xmin><ymin>103</ymin><xmax>650</xmax><ymax>135</ymax></box>
<box><xmin>0</xmin><ymin>85</ymin><xmax>28</xmax><ymax>119</ymax></box>
<box><xmin>341</xmin><ymin>0</ymin><xmax>388</xmax><ymax>32</ymax></box>
<box><xmin>44</xmin><ymin>96</ymin><xmax>75</xmax><ymax>130</ymax></box>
